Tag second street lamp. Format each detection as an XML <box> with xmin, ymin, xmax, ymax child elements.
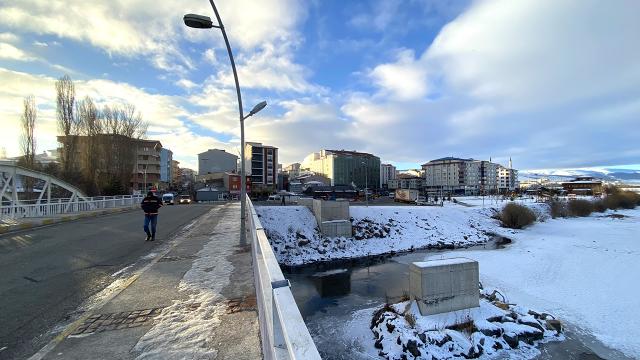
<box><xmin>184</xmin><ymin>6</ymin><xmax>266</xmax><ymax>245</ymax></box>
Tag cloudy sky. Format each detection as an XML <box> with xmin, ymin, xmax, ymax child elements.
<box><xmin>1</xmin><ymin>0</ymin><xmax>639</xmax><ymax>171</ymax></box>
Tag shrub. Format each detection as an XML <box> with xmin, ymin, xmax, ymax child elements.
<box><xmin>604</xmin><ymin>192</ymin><xmax>640</xmax><ymax>210</ymax></box>
<box><xmin>593</xmin><ymin>200</ymin><xmax>607</xmax><ymax>213</ymax></box>
<box><xmin>500</xmin><ymin>203</ymin><xmax>536</xmax><ymax>229</ymax></box>
<box><xmin>568</xmin><ymin>199</ymin><xmax>593</xmax><ymax>217</ymax></box>
<box><xmin>549</xmin><ymin>200</ymin><xmax>568</xmax><ymax>218</ymax></box>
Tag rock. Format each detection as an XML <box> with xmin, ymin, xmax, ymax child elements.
<box><xmin>503</xmin><ymin>334</ymin><xmax>519</xmax><ymax>348</ymax></box>
<box><xmin>528</xmin><ymin>310</ymin><xmax>541</xmax><ymax>319</ymax></box>
<box><xmin>378</xmin><ymin>351</ymin><xmax>386</xmax><ymax>357</ymax></box>
<box><xmin>397</xmin><ymin>336</ymin><xmax>402</xmax><ymax>345</ymax></box>
<box><xmin>417</xmin><ymin>333</ymin><xmax>427</xmax><ymax>344</ymax></box>
<box><xmin>520</xmin><ymin>320</ymin><xmax>545</xmax><ymax>333</ymax></box>
<box><xmin>434</xmin><ymin>334</ymin><xmax>452</xmax><ymax>347</ymax></box>
<box><xmin>297</xmin><ymin>239</ymin><xmax>310</xmax><ymax>246</ymax></box>
<box><xmin>493</xmin><ymin>341</ymin><xmax>503</xmax><ymax>350</ymax></box>
<box><xmin>295</xmin><ymin>232</ymin><xmax>307</xmax><ymax>240</ymax></box>
<box><xmin>520</xmin><ymin>328</ymin><xmax>544</xmax><ymax>344</ymax></box>
<box><xmin>406</xmin><ymin>340</ymin><xmax>421</xmax><ymax>357</ymax></box>
<box><xmin>494</xmin><ymin>301</ymin><xmax>510</xmax><ymax>310</ymax></box>
<box><xmin>545</xmin><ymin>319</ymin><xmax>563</xmax><ymax>333</ymax></box>
<box><xmin>374</xmin><ymin>337</ymin><xmax>383</xmax><ymax>349</ymax></box>
<box><xmin>386</xmin><ymin>322</ymin><xmax>396</xmax><ymax>333</ymax></box>
<box><xmin>480</xmin><ymin>328</ymin><xmax>501</xmax><ymax>337</ymax></box>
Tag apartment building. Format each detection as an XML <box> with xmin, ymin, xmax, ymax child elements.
<box><xmin>380</xmin><ymin>163</ymin><xmax>397</xmax><ymax>188</ymax></box>
<box><xmin>159</xmin><ymin>148</ymin><xmax>173</xmax><ymax>187</ymax></box>
<box><xmin>497</xmin><ymin>159</ymin><xmax>519</xmax><ymax>192</ymax></box>
<box><xmin>301</xmin><ymin>149</ymin><xmax>381</xmax><ymax>189</ymax></box>
<box><xmin>388</xmin><ymin>174</ymin><xmax>424</xmax><ymax>190</ymax></box>
<box><xmin>244</xmin><ymin>142</ymin><xmax>278</xmax><ymax>192</ymax></box>
<box><xmin>198</xmin><ymin>149</ymin><xmax>238</xmax><ymax>175</ymax></box>
<box><xmin>284</xmin><ymin>163</ymin><xmax>301</xmax><ymax>178</ymax></box>
<box><xmin>422</xmin><ymin>157</ymin><xmax>509</xmax><ymax>195</ymax></box>
<box><xmin>133</xmin><ymin>139</ymin><xmax>163</xmax><ymax>191</ymax></box>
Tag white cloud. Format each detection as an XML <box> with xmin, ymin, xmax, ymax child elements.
<box><xmin>0</xmin><ymin>32</ymin><xmax>19</xmax><ymax>43</ymax></box>
<box><xmin>0</xmin><ymin>42</ymin><xmax>37</xmax><ymax>61</ymax></box>
<box><xmin>369</xmin><ymin>49</ymin><xmax>428</xmax><ymax>100</ymax></box>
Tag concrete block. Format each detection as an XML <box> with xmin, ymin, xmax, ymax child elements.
<box><xmin>320</xmin><ymin>220</ymin><xmax>352</xmax><ymax>238</ymax></box>
<box><xmin>410</xmin><ymin>258</ymin><xmax>479</xmax><ymax>316</ymax></box>
<box><xmin>312</xmin><ymin>199</ymin><xmax>350</xmax><ymax>224</ymax></box>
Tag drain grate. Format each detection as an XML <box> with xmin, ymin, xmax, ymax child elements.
<box><xmin>224</xmin><ymin>295</ymin><xmax>257</xmax><ymax>314</ymax></box>
<box><xmin>71</xmin><ymin>307</ymin><xmax>164</xmax><ymax>335</ymax></box>
<box><xmin>158</xmin><ymin>254</ymin><xmax>198</xmax><ymax>262</ymax></box>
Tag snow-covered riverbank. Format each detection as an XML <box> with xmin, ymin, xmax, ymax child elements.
<box><xmin>256</xmin><ymin>205</ymin><xmax>499</xmax><ymax>266</ymax></box>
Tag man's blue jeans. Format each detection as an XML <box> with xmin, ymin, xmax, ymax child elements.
<box><xmin>144</xmin><ymin>214</ymin><xmax>158</xmax><ymax>236</ymax></box>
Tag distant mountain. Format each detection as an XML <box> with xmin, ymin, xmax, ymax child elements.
<box><xmin>520</xmin><ymin>167</ymin><xmax>640</xmax><ymax>184</ymax></box>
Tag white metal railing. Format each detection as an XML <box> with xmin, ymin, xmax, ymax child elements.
<box><xmin>0</xmin><ymin>195</ymin><xmax>144</xmax><ymax>219</ymax></box>
<box><xmin>247</xmin><ymin>198</ymin><xmax>321</xmax><ymax>360</ymax></box>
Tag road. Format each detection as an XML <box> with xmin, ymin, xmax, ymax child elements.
<box><xmin>0</xmin><ymin>204</ymin><xmax>214</xmax><ymax>360</ymax></box>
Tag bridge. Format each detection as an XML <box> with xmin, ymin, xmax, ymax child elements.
<box><xmin>0</xmin><ymin>162</ymin><xmax>142</xmax><ymax>219</ymax></box>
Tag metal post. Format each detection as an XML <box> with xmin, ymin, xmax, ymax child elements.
<box><xmin>208</xmin><ymin>0</ymin><xmax>247</xmax><ymax>245</ymax></box>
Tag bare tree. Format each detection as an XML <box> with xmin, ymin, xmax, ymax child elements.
<box><xmin>20</xmin><ymin>96</ymin><xmax>37</xmax><ymax>169</ymax></box>
<box><xmin>56</xmin><ymin>75</ymin><xmax>79</xmax><ymax>178</ymax></box>
<box><xmin>76</xmin><ymin>96</ymin><xmax>101</xmax><ymax>194</ymax></box>
<box><xmin>20</xmin><ymin>96</ymin><xmax>37</xmax><ymax>198</ymax></box>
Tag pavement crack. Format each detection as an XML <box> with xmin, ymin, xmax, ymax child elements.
<box><xmin>23</xmin><ymin>276</ymin><xmax>40</xmax><ymax>283</ymax></box>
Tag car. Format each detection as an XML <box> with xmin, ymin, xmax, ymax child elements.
<box><xmin>179</xmin><ymin>194</ymin><xmax>192</xmax><ymax>204</ymax></box>
<box><xmin>267</xmin><ymin>194</ymin><xmax>281</xmax><ymax>202</ymax></box>
<box><xmin>162</xmin><ymin>193</ymin><xmax>175</xmax><ymax>205</ymax></box>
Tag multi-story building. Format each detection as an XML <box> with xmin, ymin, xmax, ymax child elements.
<box><xmin>380</xmin><ymin>163</ymin><xmax>397</xmax><ymax>188</ymax></box>
<box><xmin>422</xmin><ymin>157</ymin><xmax>510</xmax><ymax>195</ymax></box>
<box><xmin>497</xmin><ymin>159</ymin><xmax>518</xmax><ymax>192</ymax></box>
<box><xmin>133</xmin><ymin>139</ymin><xmax>163</xmax><ymax>191</ymax></box>
<box><xmin>388</xmin><ymin>174</ymin><xmax>424</xmax><ymax>190</ymax></box>
<box><xmin>301</xmin><ymin>149</ymin><xmax>381</xmax><ymax>189</ymax></box>
<box><xmin>244</xmin><ymin>142</ymin><xmax>278</xmax><ymax>192</ymax></box>
<box><xmin>283</xmin><ymin>163</ymin><xmax>301</xmax><ymax>178</ymax></box>
<box><xmin>159</xmin><ymin>148</ymin><xmax>173</xmax><ymax>187</ymax></box>
<box><xmin>198</xmin><ymin>149</ymin><xmax>238</xmax><ymax>175</ymax></box>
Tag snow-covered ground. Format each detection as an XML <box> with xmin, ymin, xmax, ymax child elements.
<box><xmin>256</xmin><ymin>205</ymin><xmax>499</xmax><ymax>266</ymax></box>
<box><xmin>430</xmin><ymin>207</ymin><xmax>640</xmax><ymax>358</ymax></box>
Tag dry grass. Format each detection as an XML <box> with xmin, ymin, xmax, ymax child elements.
<box><xmin>500</xmin><ymin>203</ymin><xmax>536</xmax><ymax>229</ymax></box>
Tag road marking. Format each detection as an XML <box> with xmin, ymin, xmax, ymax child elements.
<box><xmin>27</xmin><ymin>209</ymin><xmax>213</xmax><ymax>360</ymax></box>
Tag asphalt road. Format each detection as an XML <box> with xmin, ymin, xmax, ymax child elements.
<box><xmin>0</xmin><ymin>204</ymin><xmax>214</xmax><ymax>360</ymax></box>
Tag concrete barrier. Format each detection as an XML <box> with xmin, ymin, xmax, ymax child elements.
<box><xmin>312</xmin><ymin>199</ymin><xmax>349</xmax><ymax>224</ymax></box>
<box><xmin>410</xmin><ymin>258</ymin><xmax>479</xmax><ymax>315</ymax></box>
<box><xmin>320</xmin><ymin>220</ymin><xmax>352</xmax><ymax>237</ymax></box>
<box><xmin>297</xmin><ymin>198</ymin><xmax>314</xmax><ymax>211</ymax></box>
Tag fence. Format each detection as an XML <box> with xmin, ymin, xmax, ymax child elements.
<box><xmin>1</xmin><ymin>195</ymin><xmax>144</xmax><ymax>219</ymax></box>
<box><xmin>247</xmin><ymin>198</ymin><xmax>321</xmax><ymax>360</ymax></box>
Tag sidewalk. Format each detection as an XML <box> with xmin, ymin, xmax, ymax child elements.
<box><xmin>0</xmin><ymin>205</ymin><xmax>138</xmax><ymax>234</ymax></box>
<box><xmin>36</xmin><ymin>202</ymin><xmax>261</xmax><ymax>360</ymax></box>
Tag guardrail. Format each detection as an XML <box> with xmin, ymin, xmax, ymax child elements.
<box><xmin>1</xmin><ymin>195</ymin><xmax>144</xmax><ymax>219</ymax></box>
<box><xmin>247</xmin><ymin>198</ymin><xmax>321</xmax><ymax>360</ymax></box>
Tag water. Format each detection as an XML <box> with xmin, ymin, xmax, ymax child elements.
<box><xmin>285</xmin><ymin>239</ymin><xmax>632</xmax><ymax>359</ymax></box>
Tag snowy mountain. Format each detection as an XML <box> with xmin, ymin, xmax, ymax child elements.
<box><xmin>520</xmin><ymin>167</ymin><xmax>640</xmax><ymax>184</ymax></box>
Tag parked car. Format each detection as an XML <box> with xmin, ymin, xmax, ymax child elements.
<box><xmin>178</xmin><ymin>194</ymin><xmax>192</xmax><ymax>204</ymax></box>
<box><xmin>162</xmin><ymin>193</ymin><xmax>175</xmax><ymax>205</ymax></box>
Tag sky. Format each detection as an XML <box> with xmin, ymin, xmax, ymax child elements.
<box><xmin>1</xmin><ymin>0</ymin><xmax>639</xmax><ymax>172</ymax></box>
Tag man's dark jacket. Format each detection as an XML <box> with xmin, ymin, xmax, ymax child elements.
<box><xmin>141</xmin><ymin>195</ymin><xmax>162</xmax><ymax>215</ymax></box>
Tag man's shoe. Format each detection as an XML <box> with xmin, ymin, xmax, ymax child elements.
<box><xmin>151</xmin><ymin>235</ymin><xmax>156</xmax><ymax>241</ymax></box>
<box><xmin>145</xmin><ymin>234</ymin><xmax>151</xmax><ymax>241</ymax></box>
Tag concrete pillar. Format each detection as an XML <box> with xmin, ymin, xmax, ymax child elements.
<box><xmin>410</xmin><ymin>258</ymin><xmax>479</xmax><ymax>316</ymax></box>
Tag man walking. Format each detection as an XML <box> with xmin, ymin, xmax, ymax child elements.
<box><xmin>141</xmin><ymin>191</ymin><xmax>162</xmax><ymax>241</ymax></box>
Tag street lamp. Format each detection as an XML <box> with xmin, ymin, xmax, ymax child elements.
<box><xmin>184</xmin><ymin>6</ymin><xmax>267</xmax><ymax>245</ymax></box>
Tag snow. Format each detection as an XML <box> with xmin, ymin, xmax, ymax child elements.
<box><xmin>412</xmin><ymin>257</ymin><xmax>474</xmax><ymax>267</ymax></box>
<box><xmin>256</xmin><ymin>205</ymin><xmax>498</xmax><ymax>266</ymax></box>
<box><xmin>432</xmin><ymin>207</ymin><xmax>640</xmax><ymax>358</ymax></box>
<box><xmin>260</xmin><ymin>200</ymin><xmax>640</xmax><ymax>357</ymax></box>
<box><xmin>133</xmin><ymin>205</ymin><xmax>238</xmax><ymax>359</ymax></box>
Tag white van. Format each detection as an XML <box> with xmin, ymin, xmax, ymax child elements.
<box><xmin>162</xmin><ymin>193</ymin><xmax>175</xmax><ymax>205</ymax></box>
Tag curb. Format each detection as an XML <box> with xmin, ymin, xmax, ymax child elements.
<box><xmin>0</xmin><ymin>206</ymin><xmax>138</xmax><ymax>235</ymax></box>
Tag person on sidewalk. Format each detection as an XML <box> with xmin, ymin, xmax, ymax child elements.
<box><xmin>141</xmin><ymin>191</ymin><xmax>162</xmax><ymax>241</ymax></box>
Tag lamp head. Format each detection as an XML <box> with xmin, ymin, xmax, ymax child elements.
<box><xmin>183</xmin><ymin>14</ymin><xmax>214</xmax><ymax>29</ymax></box>
<box><xmin>249</xmin><ymin>101</ymin><xmax>267</xmax><ymax>116</ymax></box>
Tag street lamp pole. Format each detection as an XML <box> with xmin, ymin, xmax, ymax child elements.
<box><xmin>184</xmin><ymin>5</ymin><xmax>267</xmax><ymax>245</ymax></box>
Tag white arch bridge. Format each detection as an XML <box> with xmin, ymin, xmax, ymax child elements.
<box><xmin>1</xmin><ymin>162</ymin><xmax>142</xmax><ymax>219</ymax></box>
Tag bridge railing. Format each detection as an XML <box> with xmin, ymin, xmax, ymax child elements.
<box><xmin>0</xmin><ymin>195</ymin><xmax>144</xmax><ymax>219</ymax></box>
<box><xmin>247</xmin><ymin>198</ymin><xmax>321</xmax><ymax>360</ymax></box>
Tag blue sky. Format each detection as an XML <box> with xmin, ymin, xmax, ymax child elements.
<box><xmin>1</xmin><ymin>0</ymin><xmax>639</xmax><ymax>172</ymax></box>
